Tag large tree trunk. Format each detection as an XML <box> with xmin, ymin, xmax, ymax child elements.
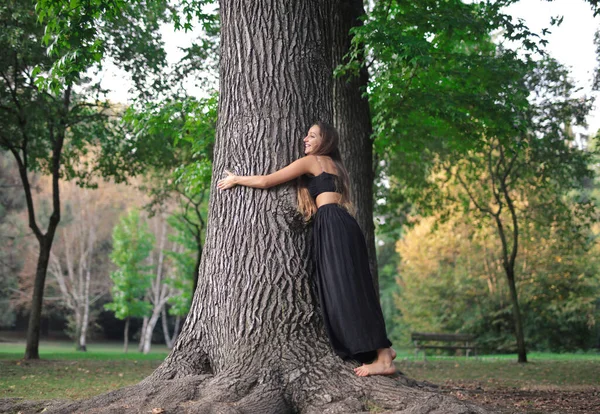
<box><xmin>331</xmin><ymin>0</ymin><xmax>379</xmax><ymax>292</ymax></box>
<box><xmin>19</xmin><ymin>2</ymin><xmax>489</xmax><ymax>412</ymax></box>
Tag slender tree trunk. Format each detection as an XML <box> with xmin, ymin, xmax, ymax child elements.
<box><xmin>123</xmin><ymin>316</ymin><xmax>130</xmax><ymax>353</ymax></box>
<box><xmin>138</xmin><ymin>316</ymin><xmax>148</xmax><ymax>352</ymax></box>
<box><xmin>24</xmin><ymin>3</ymin><xmax>488</xmax><ymax>412</ymax></box>
<box><xmin>506</xmin><ymin>267</ymin><xmax>527</xmax><ymax>363</ymax></box>
<box><xmin>22</xmin><ymin>88</ymin><xmax>69</xmax><ymax>360</ymax></box>
<box><xmin>493</xmin><ymin>210</ymin><xmax>528</xmax><ymax>363</ymax></box>
<box><xmin>78</xmin><ymin>224</ymin><xmax>94</xmax><ymax>351</ymax></box>
<box><xmin>331</xmin><ymin>0</ymin><xmax>379</xmax><ymax>292</ymax></box>
<box><xmin>142</xmin><ymin>306</ymin><xmax>163</xmax><ymax>354</ymax></box>
<box><xmin>172</xmin><ymin>315</ymin><xmax>181</xmax><ymax>344</ymax></box>
<box><xmin>78</xmin><ymin>267</ymin><xmax>91</xmax><ymax>351</ymax></box>
<box><xmin>24</xmin><ymin>132</ymin><xmax>63</xmax><ymax>360</ymax></box>
<box><xmin>498</xmin><ymin>161</ymin><xmax>527</xmax><ymax>363</ymax></box>
<box><xmin>25</xmin><ymin>237</ymin><xmax>54</xmax><ymax>359</ymax></box>
<box><xmin>161</xmin><ymin>306</ymin><xmax>173</xmax><ymax>349</ymax></box>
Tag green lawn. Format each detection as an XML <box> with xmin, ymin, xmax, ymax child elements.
<box><xmin>0</xmin><ymin>340</ymin><xmax>169</xmax><ymax>400</ymax></box>
<box><xmin>0</xmin><ymin>341</ymin><xmax>170</xmax><ymax>360</ymax></box>
<box><xmin>1</xmin><ymin>341</ymin><xmax>599</xmax><ymax>402</ymax></box>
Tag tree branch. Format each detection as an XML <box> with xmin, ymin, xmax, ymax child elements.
<box><xmin>454</xmin><ymin>166</ymin><xmax>494</xmax><ymax>216</ymax></box>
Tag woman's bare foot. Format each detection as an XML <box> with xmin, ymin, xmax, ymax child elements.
<box><xmin>391</xmin><ymin>347</ymin><xmax>397</xmax><ymax>360</ymax></box>
<box><xmin>353</xmin><ymin>348</ymin><xmax>396</xmax><ymax>377</ymax></box>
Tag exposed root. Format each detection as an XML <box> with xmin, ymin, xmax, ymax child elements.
<box><xmin>0</xmin><ymin>353</ymin><xmax>495</xmax><ymax>414</ymax></box>
<box><xmin>0</xmin><ymin>397</ymin><xmax>67</xmax><ymax>414</ymax></box>
<box><xmin>296</xmin><ymin>357</ymin><xmax>494</xmax><ymax>413</ymax></box>
<box><xmin>147</xmin><ymin>349</ymin><xmax>212</xmax><ymax>381</ymax></box>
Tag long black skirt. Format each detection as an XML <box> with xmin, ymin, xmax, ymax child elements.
<box><xmin>313</xmin><ymin>203</ymin><xmax>392</xmax><ymax>363</ymax></box>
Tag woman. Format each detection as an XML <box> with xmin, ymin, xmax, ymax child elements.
<box><xmin>217</xmin><ymin>121</ymin><xmax>396</xmax><ymax>377</ymax></box>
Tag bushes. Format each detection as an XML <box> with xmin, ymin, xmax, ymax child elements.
<box><xmin>395</xmin><ymin>216</ymin><xmax>600</xmax><ymax>352</ymax></box>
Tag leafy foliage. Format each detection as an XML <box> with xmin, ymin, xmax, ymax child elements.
<box><xmin>396</xmin><ymin>213</ymin><xmax>600</xmax><ymax>352</ymax></box>
<box><xmin>104</xmin><ymin>209</ymin><xmax>155</xmax><ymax>320</ymax></box>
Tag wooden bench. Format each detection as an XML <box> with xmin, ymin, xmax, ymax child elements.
<box><xmin>411</xmin><ymin>332</ymin><xmax>477</xmax><ymax>360</ymax></box>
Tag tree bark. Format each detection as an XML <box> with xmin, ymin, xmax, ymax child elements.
<box><xmin>142</xmin><ymin>306</ymin><xmax>162</xmax><ymax>354</ymax></box>
<box><xmin>25</xmin><ymin>236</ymin><xmax>55</xmax><ymax>360</ymax></box>
<box><xmin>161</xmin><ymin>306</ymin><xmax>174</xmax><ymax>349</ymax></box>
<box><xmin>123</xmin><ymin>315</ymin><xmax>130</xmax><ymax>353</ymax></box>
<box><xmin>172</xmin><ymin>315</ymin><xmax>181</xmax><ymax>344</ymax></box>
<box><xmin>138</xmin><ymin>316</ymin><xmax>148</xmax><ymax>352</ymax></box>
<box><xmin>23</xmin><ymin>106</ymin><xmax>67</xmax><ymax>359</ymax></box>
<box><xmin>192</xmin><ymin>236</ymin><xmax>202</xmax><ymax>295</ymax></box>
<box><xmin>506</xmin><ymin>268</ymin><xmax>527</xmax><ymax>363</ymax></box>
<box><xmin>78</xmin><ymin>244</ymin><xmax>92</xmax><ymax>352</ymax></box>
<box><xmin>14</xmin><ymin>2</ymin><xmax>490</xmax><ymax>412</ymax></box>
<box><xmin>331</xmin><ymin>0</ymin><xmax>379</xmax><ymax>292</ymax></box>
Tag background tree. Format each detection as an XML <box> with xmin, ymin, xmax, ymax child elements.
<box><xmin>160</xmin><ymin>212</ymin><xmax>199</xmax><ymax>348</ymax></box>
<box><xmin>137</xmin><ymin>213</ymin><xmax>188</xmax><ymax>354</ymax></box>
<box><xmin>396</xmin><ymin>54</ymin><xmax>595</xmax><ymax>362</ymax></box>
<box><xmin>396</xmin><ymin>210</ymin><xmax>600</xmax><ymax>352</ymax></box>
<box><xmin>47</xmin><ymin>182</ymin><xmax>112</xmax><ymax>351</ymax></box>
<box><xmin>104</xmin><ymin>209</ymin><xmax>155</xmax><ymax>353</ymax></box>
<box><xmin>121</xmin><ymin>95</ymin><xmax>217</xmax><ymax>293</ymax></box>
<box><xmin>0</xmin><ymin>0</ymin><xmax>169</xmax><ymax>359</ymax></box>
<box><xmin>0</xmin><ymin>153</ymin><xmax>27</xmax><ymax>328</ymax></box>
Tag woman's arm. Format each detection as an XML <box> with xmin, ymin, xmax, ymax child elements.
<box><xmin>217</xmin><ymin>156</ymin><xmax>315</xmax><ymax>190</ymax></box>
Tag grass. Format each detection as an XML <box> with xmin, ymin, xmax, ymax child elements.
<box><xmin>0</xmin><ymin>340</ymin><xmax>169</xmax><ymax>400</ymax></box>
<box><xmin>397</xmin><ymin>359</ymin><xmax>600</xmax><ymax>389</ymax></box>
<box><xmin>0</xmin><ymin>340</ymin><xmax>170</xmax><ymax>360</ymax></box>
<box><xmin>0</xmin><ymin>340</ymin><xmax>599</xmax><ymax>401</ymax></box>
<box><xmin>394</xmin><ymin>348</ymin><xmax>600</xmax><ymax>390</ymax></box>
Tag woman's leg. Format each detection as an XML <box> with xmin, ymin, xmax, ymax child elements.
<box><xmin>354</xmin><ymin>347</ymin><xmax>396</xmax><ymax>377</ymax></box>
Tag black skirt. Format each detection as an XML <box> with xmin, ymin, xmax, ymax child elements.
<box><xmin>313</xmin><ymin>203</ymin><xmax>392</xmax><ymax>363</ymax></box>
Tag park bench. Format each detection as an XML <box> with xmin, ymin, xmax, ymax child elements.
<box><xmin>411</xmin><ymin>332</ymin><xmax>477</xmax><ymax>360</ymax></box>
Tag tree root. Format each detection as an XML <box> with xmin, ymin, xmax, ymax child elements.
<box><xmin>0</xmin><ymin>357</ymin><xmax>496</xmax><ymax>414</ymax></box>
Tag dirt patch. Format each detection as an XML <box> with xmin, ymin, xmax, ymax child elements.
<box><xmin>437</xmin><ymin>381</ymin><xmax>600</xmax><ymax>413</ymax></box>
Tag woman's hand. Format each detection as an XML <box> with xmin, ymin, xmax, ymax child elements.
<box><xmin>217</xmin><ymin>170</ymin><xmax>238</xmax><ymax>190</ymax></box>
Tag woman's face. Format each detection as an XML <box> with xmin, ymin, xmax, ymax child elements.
<box><xmin>303</xmin><ymin>125</ymin><xmax>322</xmax><ymax>155</ymax></box>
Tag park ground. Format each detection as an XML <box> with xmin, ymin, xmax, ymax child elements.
<box><xmin>0</xmin><ymin>340</ymin><xmax>599</xmax><ymax>414</ymax></box>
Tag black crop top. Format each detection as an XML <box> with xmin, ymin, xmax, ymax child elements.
<box><xmin>305</xmin><ymin>171</ymin><xmax>341</xmax><ymax>199</ymax></box>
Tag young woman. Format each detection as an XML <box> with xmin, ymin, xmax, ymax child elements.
<box><xmin>217</xmin><ymin>121</ymin><xmax>396</xmax><ymax>377</ymax></box>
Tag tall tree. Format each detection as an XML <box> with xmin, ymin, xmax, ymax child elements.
<box><xmin>48</xmin><ymin>184</ymin><xmax>106</xmax><ymax>352</ymax></box>
<box><xmin>121</xmin><ymin>95</ymin><xmax>216</xmax><ymax>294</ymax></box>
<box><xmin>0</xmin><ymin>0</ymin><xmax>169</xmax><ymax>359</ymax></box>
<box><xmin>0</xmin><ymin>152</ymin><xmax>26</xmax><ymax>328</ymax></box>
<box><xmin>105</xmin><ymin>209</ymin><xmax>155</xmax><ymax>353</ymax></box>
<box><xmin>404</xmin><ymin>57</ymin><xmax>595</xmax><ymax>362</ymax></box>
<box><xmin>20</xmin><ymin>1</ymin><xmax>487</xmax><ymax>412</ymax></box>
<box><xmin>0</xmin><ymin>0</ymin><xmax>97</xmax><ymax>359</ymax></box>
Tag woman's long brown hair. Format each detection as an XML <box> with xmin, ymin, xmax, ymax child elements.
<box><xmin>297</xmin><ymin>121</ymin><xmax>355</xmax><ymax>221</ymax></box>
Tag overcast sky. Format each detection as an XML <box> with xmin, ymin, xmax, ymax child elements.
<box><xmin>99</xmin><ymin>1</ymin><xmax>600</xmax><ymax>134</ymax></box>
<box><xmin>506</xmin><ymin>0</ymin><xmax>600</xmax><ymax>134</ymax></box>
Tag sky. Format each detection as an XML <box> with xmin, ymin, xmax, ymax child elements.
<box><xmin>505</xmin><ymin>0</ymin><xmax>600</xmax><ymax>135</ymax></box>
<box><xmin>99</xmin><ymin>0</ymin><xmax>600</xmax><ymax>135</ymax></box>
